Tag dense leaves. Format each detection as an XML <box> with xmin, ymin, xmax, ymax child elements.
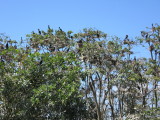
<box><xmin>0</xmin><ymin>25</ymin><xmax>160</xmax><ymax>120</ymax></box>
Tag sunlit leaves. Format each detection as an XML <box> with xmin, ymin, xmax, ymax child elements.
<box><xmin>1</xmin><ymin>25</ymin><xmax>160</xmax><ymax>119</ymax></box>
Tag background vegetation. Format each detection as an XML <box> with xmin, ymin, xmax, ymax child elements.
<box><xmin>0</xmin><ymin>24</ymin><xmax>160</xmax><ymax>120</ymax></box>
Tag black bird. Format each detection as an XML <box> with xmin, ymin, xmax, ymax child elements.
<box><xmin>145</xmin><ymin>33</ymin><xmax>148</xmax><ymax>39</ymax></box>
<box><xmin>137</xmin><ymin>86</ymin><xmax>140</xmax><ymax>90</ymax></box>
<box><xmin>152</xmin><ymin>23</ymin><xmax>154</xmax><ymax>27</ymax></box>
<box><xmin>38</xmin><ymin>29</ymin><xmax>41</xmax><ymax>35</ymax></box>
<box><xmin>49</xmin><ymin>45</ymin><xmax>55</xmax><ymax>52</ymax></box>
<box><xmin>125</xmin><ymin>35</ymin><xmax>128</xmax><ymax>39</ymax></box>
<box><xmin>6</xmin><ymin>42</ymin><xmax>9</xmax><ymax>49</ymax></box>
<box><xmin>155</xmin><ymin>50</ymin><xmax>157</xmax><ymax>60</ymax></box>
<box><xmin>48</xmin><ymin>25</ymin><xmax>50</xmax><ymax>30</ymax></box>
<box><xmin>66</xmin><ymin>47</ymin><xmax>70</xmax><ymax>52</ymax></box>
<box><xmin>134</xmin><ymin>56</ymin><xmax>136</xmax><ymax>61</ymax></box>
<box><xmin>77</xmin><ymin>39</ymin><xmax>83</xmax><ymax>48</ymax></box>
<box><xmin>70</xmin><ymin>36</ymin><xmax>73</xmax><ymax>39</ymax></box>
<box><xmin>39</xmin><ymin>60</ymin><xmax>43</xmax><ymax>65</ymax></box>
<box><xmin>97</xmin><ymin>30</ymin><xmax>100</xmax><ymax>38</ymax></box>
<box><xmin>59</xmin><ymin>27</ymin><xmax>62</xmax><ymax>31</ymax></box>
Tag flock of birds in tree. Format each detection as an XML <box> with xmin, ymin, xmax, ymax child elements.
<box><xmin>1</xmin><ymin>24</ymin><xmax>159</xmax><ymax>66</ymax></box>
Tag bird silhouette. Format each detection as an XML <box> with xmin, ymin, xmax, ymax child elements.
<box><xmin>134</xmin><ymin>56</ymin><xmax>136</xmax><ymax>61</ymax></box>
<box><xmin>145</xmin><ymin>33</ymin><xmax>148</xmax><ymax>39</ymax></box>
<box><xmin>39</xmin><ymin>60</ymin><xmax>43</xmax><ymax>65</ymax></box>
<box><xmin>97</xmin><ymin>30</ymin><xmax>100</xmax><ymax>38</ymax></box>
<box><xmin>49</xmin><ymin>45</ymin><xmax>55</xmax><ymax>52</ymax></box>
<box><xmin>59</xmin><ymin>27</ymin><xmax>62</xmax><ymax>31</ymax></box>
<box><xmin>6</xmin><ymin>42</ymin><xmax>9</xmax><ymax>49</ymax></box>
<box><xmin>38</xmin><ymin>29</ymin><xmax>41</xmax><ymax>35</ymax></box>
<box><xmin>77</xmin><ymin>39</ymin><xmax>83</xmax><ymax>48</ymax></box>
<box><xmin>137</xmin><ymin>86</ymin><xmax>140</xmax><ymax>90</ymax></box>
<box><xmin>48</xmin><ymin>25</ymin><xmax>50</xmax><ymax>30</ymax></box>
<box><xmin>70</xmin><ymin>36</ymin><xmax>73</xmax><ymax>39</ymax></box>
<box><xmin>66</xmin><ymin>48</ymin><xmax>70</xmax><ymax>52</ymax></box>
<box><xmin>125</xmin><ymin>35</ymin><xmax>128</xmax><ymax>39</ymax></box>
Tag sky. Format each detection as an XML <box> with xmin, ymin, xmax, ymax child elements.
<box><xmin>0</xmin><ymin>0</ymin><xmax>160</xmax><ymax>57</ymax></box>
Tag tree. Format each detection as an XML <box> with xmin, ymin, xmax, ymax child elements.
<box><xmin>0</xmin><ymin>28</ymin><xmax>88</xmax><ymax>119</ymax></box>
<box><xmin>1</xmin><ymin>24</ymin><xmax>160</xmax><ymax>120</ymax></box>
<box><xmin>137</xmin><ymin>24</ymin><xmax>160</xmax><ymax>119</ymax></box>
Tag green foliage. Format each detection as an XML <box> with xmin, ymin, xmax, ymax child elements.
<box><xmin>0</xmin><ymin>24</ymin><xmax>160</xmax><ymax>120</ymax></box>
<box><xmin>0</xmin><ymin>30</ymin><xmax>88</xmax><ymax>119</ymax></box>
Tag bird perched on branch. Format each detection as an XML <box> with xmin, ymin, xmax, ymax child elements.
<box><xmin>39</xmin><ymin>60</ymin><xmax>43</xmax><ymax>65</ymax></box>
<box><xmin>134</xmin><ymin>56</ymin><xmax>136</xmax><ymax>61</ymax></box>
<box><xmin>125</xmin><ymin>35</ymin><xmax>128</xmax><ymax>39</ymax></box>
<box><xmin>96</xmin><ymin>30</ymin><xmax>100</xmax><ymax>38</ymax></box>
<box><xmin>49</xmin><ymin>44</ymin><xmax>55</xmax><ymax>52</ymax></box>
<box><xmin>77</xmin><ymin>39</ymin><xmax>83</xmax><ymax>48</ymax></box>
<box><xmin>59</xmin><ymin>27</ymin><xmax>63</xmax><ymax>32</ymax></box>
<box><xmin>123</xmin><ymin>35</ymin><xmax>130</xmax><ymax>44</ymax></box>
<box><xmin>38</xmin><ymin>29</ymin><xmax>41</xmax><ymax>35</ymax></box>
<box><xmin>48</xmin><ymin>25</ymin><xmax>51</xmax><ymax>30</ymax></box>
<box><xmin>6</xmin><ymin>42</ymin><xmax>9</xmax><ymax>49</ymax></box>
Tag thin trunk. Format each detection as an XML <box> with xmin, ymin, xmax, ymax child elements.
<box><xmin>121</xmin><ymin>94</ymin><xmax>124</xmax><ymax>119</ymax></box>
<box><xmin>154</xmin><ymin>81</ymin><xmax>158</xmax><ymax>108</ymax></box>
<box><xmin>142</xmin><ymin>83</ymin><xmax>146</xmax><ymax>109</ymax></box>
<box><xmin>118</xmin><ymin>86</ymin><xmax>122</xmax><ymax>119</ymax></box>
<box><xmin>89</xmin><ymin>78</ymin><xmax>101</xmax><ymax>120</ymax></box>
<box><xmin>109</xmin><ymin>94</ymin><xmax>115</xmax><ymax>120</ymax></box>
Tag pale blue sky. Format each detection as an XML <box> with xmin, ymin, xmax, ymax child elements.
<box><xmin>0</xmin><ymin>0</ymin><xmax>160</xmax><ymax>57</ymax></box>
